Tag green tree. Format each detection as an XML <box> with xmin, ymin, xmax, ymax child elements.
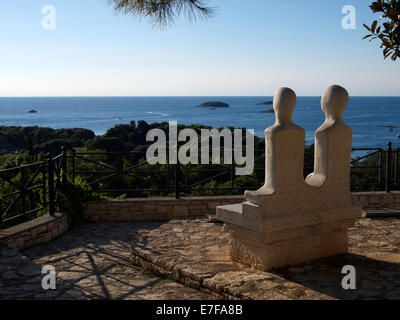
<box><xmin>363</xmin><ymin>0</ymin><xmax>400</xmax><ymax>61</ymax></box>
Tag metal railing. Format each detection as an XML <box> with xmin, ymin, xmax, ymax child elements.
<box><xmin>1</xmin><ymin>142</ymin><xmax>398</xmax><ymax>228</ymax></box>
<box><xmin>70</xmin><ymin>150</ymin><xmax>171</xmax><ymax>195</ymax></box>
<box><xmin>69</xmin><ymin>148</ymin><xmax>271</xmax><ymax>199</ymax></box>
<box><xmin>350</xmin><ymin>142</ymin><xmax>399</xmax><ymax>192</ymax></box>
<box><xmin>0</xmin><ymin>150</ymin><xmax>66</xmax><ymax>228</ymax></box>
<box><xmin>69</xmin><ymin>142</ymin><xmax>399</xmax><ymax>199</ymax></box>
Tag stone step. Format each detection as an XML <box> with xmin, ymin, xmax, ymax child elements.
<box><xmin>129</xmin><ymin>218</ymin><xmax>400</xmax><ymax>300</ymax></box>
<box><xmin>362</xmin><ymin>208</ymin><xmax>400</xmax><ymax>218</ymax></box>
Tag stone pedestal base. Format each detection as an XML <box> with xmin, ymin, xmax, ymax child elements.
<box><xmin>224</xmin><ymin>219</ymin><xmax>355</xmax><ymax>271</ymax></box>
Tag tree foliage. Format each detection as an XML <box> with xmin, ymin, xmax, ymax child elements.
<box><xmin>363</xmin><ymin>0</ymin><xmax>400</xmax><ymax>61</ymax></box>
<box><xmin>0</xmin><ymin>126</ymin><xmax>95</xmax><ymax>154</ymax></box>
<box><xmin>107</xmin><ymin>0</ymin><xmax>214</xmax><ymax>27</ymax></box>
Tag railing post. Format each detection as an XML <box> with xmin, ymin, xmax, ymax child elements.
<box><xmin>175</xmin><ymin>163</ymin><xmax>180</xmax><ymax>199</ymax></box>
<box><xmin>231</xmin><ymin>161</ymin><xmax>234</xmax><ymax>189</ymax></box>
<box><xmin>379</xmin><ymin>149</ymin><xmax>384</xmax><ymax>190</ymax></box>
<box><xmin>166</xmin><ymin>151</ymin><xmax>170</xmax><ymax>195</ymax></box>
<box><xmin>42</xmin><ymin>162</ymin><xmax>47</xmax><ymax>208</ymax></box>
<box><xmin>386</xmin><ymin>142</ymin><xmax>392</xmax><ymax>193</ymax></box>
<box><xmin>119</xmin><ymin>156</ymin><xmax>124</xmax><ymax>190</ymax></box>
<box><xmin>47</xmin><ymin>154</ymin><xmax>55</xmax><ymax>216</ymax></box>
<box><xmin>395</xmin><ymin>148</ymin><xmax>398</xmax><ymax>187</ymax></box>
<box><xmin>61</xmin><ymin>146</ymin><xmax>67</xmax><ymax>185</ymax></box>
<box><xmin>230</xmin><ymin>149</ymin><xmax>234</xmax><ymax>194</ymax></box>
<box><xmin>72</xmin><ymin>149</ymin><xmax>76</xmax><ymax>184</ymax></box>
<box><xmin>20</xmin><ymin>167</ymin><xmax>26</xmax><ymax>216</ymax></box>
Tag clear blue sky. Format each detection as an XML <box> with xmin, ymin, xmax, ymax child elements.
<box><xmin>0</xmin><ymin>0</ymin><xmax>398</xmax><ymax>96</ymax></box>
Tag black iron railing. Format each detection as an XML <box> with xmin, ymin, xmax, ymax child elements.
<box><xmin>350</xmin><ymin>142</ymin><xmax>399</xmax><ymax>192</ymax></box>
<box><xmin>68</xmin><ymin>148</ymin><xmax>270</xmax><ymax>199</ymax></box>
<box><xmin>1</xmin><ymin>142</ymin><xmax>398</xmax><ymax>228</ymax></box>
<box><xmin>68</xmin><ymin>142</ymin><xmax>399</xmax><ymax>198</ymax></box>
<box><xmin>0</xmin><ymin>150</ymin><xmax>66</xmax><ymax>228</ymax></box>
<box><xmin>70</xmin><ymin>150</ymin><xmax>171</xmax><ymax>195</ymax></box>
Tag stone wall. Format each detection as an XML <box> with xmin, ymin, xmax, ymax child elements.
<box><xmin>84</xmin><ymin>192</ymin><xmax>400</xmax><ymax>222</ymax></box>
<box><xmin>0</xmin><ymin>192</ymin><xmax>398</xmax><ymax>249</ymax></box>
<box><xmin>84</xmin><ymin>196</ymin><xmax>244</xmax><ymax>222</ymax></box>
<box><xmin>352</xmin><ymin>191</ymin><xmax>400</xmax><ymax>208</ymax></box>
<box><xmin>0</xmin><ymin>213</ymin><xmax>69</xmax><ymax>250</ymax></box>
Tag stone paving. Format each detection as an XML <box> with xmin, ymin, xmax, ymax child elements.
<box><xmin>1</xmin><ymin>223</ymin><xmax>214</xmax><ymax>300</ymax></box>
<box><xmin>0</xmin><ymin>245</ymin><xmax>80</xmax><ymax>299</ymax></box>
<box><xmin>130</xmin><ymin>218</ymin><xmax>400</xmax><ymax>300</ymax></box>
<box><xmin>1</xmin><ymin>217</ymin><xmax>400</xmax><ymax>300</ymax></box>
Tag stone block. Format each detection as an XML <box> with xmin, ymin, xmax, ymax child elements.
<box><xmin>190</xmin><ymin>204</ymin><xmax>208</xmax><ymax>210</ymax></box>
<box><xmin>383</xmin><ymin>194</ymin><xmax>394</xmax><ymax>206</ymax></box>
<box><xmin>226</xmin><ymin>220</ymin><xmax>351</xmax><ymax>271</ymax></box>
<box><xmin>158</xmin><ymin>205</ymin><xmax>171</xmax><ymax>214</ymax></box>
<box><xmin>7</xmin><ymin>241</ymin><xmax>18</xmax><ymax>249</ymax></box>
<box><xmin>89</xmin><ymin>216</ymin><xmax>100</xmax><ymax>222</ymax></box>
<box><xmin>189</xmin><ymin>209</ymin><xmax>203</xmax><ymax>217</ymax></box>
<box><xmin>173</xmin><ymin>205</ymin><xmax>189</xmax><ymax>216</ymax></box>
<box><xmin>36</xmin><ymin>225</ymin><xmax>47</xmax><ymax>234</ymax></box>
<box><xmin>101</xmin><ymin>216</ymin><xmax>116</xmax><ymax>222</ymax></box>
<box><xmin>116</xmin><ymin>212</ymin><xmax>133</xmax><ymax>222</ymax></box>
<box><xmin>207</xmin><ymin>201</ymin><xmax>220</xmax><ymax>210</ymax></box>
<box><xmin>43</xmin><ymin>232</ymin><xmax>52</xmax><ymax>243</ymax></box>
<box><xmin>30</xmin><ymin>228</ymin><xmax>37</xmax><ymax>239</ymax></box>
<box><xmin>369</xmin><ymin>196</ymin><xmax>381</xmax><ymax>205</ymax></box>
<box><xmin>141</xmin><ymin>203</ymin><xmax>158</xmax><ymax>211</ymax></box>
<box><xmin>51</xmin><ymin>227</ymin><xmax>59</xmax><ymax>239</ymax></box>
<box><xmin>22</xmin><ymin>232</ymin><xmax>31</xmax><ymax>241</ymax></box>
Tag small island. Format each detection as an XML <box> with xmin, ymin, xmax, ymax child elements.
<box><xmin>257</xmin><ymin>100</ymin><xmax>273</xmax><ymax>105</ymax></box>
<box><xmin>261</xmin><ymin>109</ymin><xmax>274</xmax><ymax>114</ymax></box>
<box><xmin>197</xmin><ymin>101</ymin><xmax>229</xmax><ymax>108</ymax></box>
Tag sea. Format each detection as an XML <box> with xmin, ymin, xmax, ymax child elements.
<box><xmin>0</xmin><ymin>96</ymin><xmax>399</xmax><ymax>150</ymax></box>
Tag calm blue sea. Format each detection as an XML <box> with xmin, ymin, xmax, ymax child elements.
<box><xmin>0</xmin><ymin>96</ymin><xmax>399</xmax><ymax>149</ymax></box>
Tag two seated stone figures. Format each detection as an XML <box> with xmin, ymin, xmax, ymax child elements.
<box><xmin>216</xmin><ymin>85</ymin><xmax>362</xmax><ymax>271</ymax></box>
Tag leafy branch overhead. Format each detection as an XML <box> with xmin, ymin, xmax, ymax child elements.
<box><xmin>363</xmin><ymin>0</ymin><xmax>400</xmax><ymax>61</ymax></box>
<box><xmin>107</xmin><ymin>0</ymin><xmax>215</xmax><ymax>27</ymax></box>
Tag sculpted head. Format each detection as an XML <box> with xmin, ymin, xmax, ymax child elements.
<box><xmin>273</xmin><ymin>87</ymin><xmax>296</xmax><ymax>125</ymax></box>
<box><xmin>321</xmin><ymin>85</ymin><xmax>349</xmax><ymax>121</ymax></box>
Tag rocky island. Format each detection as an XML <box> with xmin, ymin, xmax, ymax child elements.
<box><xmin>197</xmin><ymin>101</ymin><xmax>229</xmax><ymax>108</ymax></box>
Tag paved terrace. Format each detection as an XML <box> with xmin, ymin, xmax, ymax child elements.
<box><xmin>0</xmin><ymin>223</ymin><xmax>214</xmax><ymax>300</ymax></box>
<box><xmin>1</xmin><ymin>217</ymin><xmax>400</xmax><ymax>300</ymax></box>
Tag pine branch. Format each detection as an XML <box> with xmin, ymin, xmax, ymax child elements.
<box><xmin>107</xmin><ymin>0</ymin><xmax>215</xmax><ymax>28</ymax></box>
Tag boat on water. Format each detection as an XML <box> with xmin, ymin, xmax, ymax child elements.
<box><xmin>28</xmin><ymin>109</ymin><xmax>38</xmax><ymax>113</ymax></box>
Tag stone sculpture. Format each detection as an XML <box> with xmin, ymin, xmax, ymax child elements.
<box><xmin>216</xmin><ymin>85</ymin><xmax>362</xmax><ymax>271</ymax></box>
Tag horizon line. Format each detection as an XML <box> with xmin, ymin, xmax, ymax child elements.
<box><xmin>0</xmin><ymin>95</ymin><xmax>399</xmax><ymax>98</ymax></box>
